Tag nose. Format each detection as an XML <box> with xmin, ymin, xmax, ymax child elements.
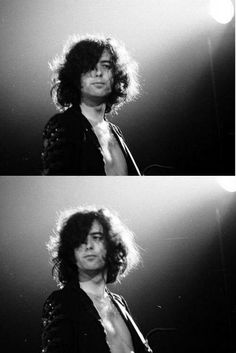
<box><xmin>84</xmin><ymin>236</ymin><xmax>93</xmax><ymax>249</ymax></box>
<box><xmin>91</xmin><ymin>64</ymin><xmax>102</xmax><ymax>77</ymax></box>
<box><xmin>95</xmin><ymin>67</ymin><xmax>102</xmax><ymax>76</ymax></box>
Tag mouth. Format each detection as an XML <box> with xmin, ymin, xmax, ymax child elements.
<box><xmin>84</xmin><ymin>255</ymin><xmax>97</xmax><ymax>259</ymax></box>
<box><xmin>92</xmin><ymin>82</ymin><xmax>105</xmax><ymax>86</ymax></box>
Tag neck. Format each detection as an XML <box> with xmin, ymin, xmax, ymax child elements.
<box><xmin>79</xmin><ymin>270</ymin><xmax>107</xmax><ymax>298</ymax></box>
<box><xmin>80</xmin><ymin>101</ymin><xmax>106</xmax><ymax>127</ymax></box>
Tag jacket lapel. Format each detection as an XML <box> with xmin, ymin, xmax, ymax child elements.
<box><xmin>109</xmin><ymin>123</ymin><xmax>141</xmax><ymax>175</ymax></box>
<box><xmin>108</xmin><ymin>291</ymin><xmax>151</xmax><ymax>350</ymax></box>
<box><xmin>69</xmin><ymin>280</ymin><xmax>102</xmax><ymax>322</ymax></box>
<box><xmin>71</xmin><ymin>106</ymin><xmax>140</xmax><ymax>175</ymax></box>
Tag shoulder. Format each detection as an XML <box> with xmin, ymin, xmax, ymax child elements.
<box><xmin>43</xmin><ymin>282</ymin><xmax>86</xmax><ymax>307</ymax></box>
<box><xmin>44</xmin><ymin>108</ymin><xmax>81</xmax><ymax>133</ymax></box>
<box><xmin>108</xmin><ymin>121</ymin><xmax>124</xmax><ymax>138</ymax></box>
<box><xmin>42</xmin><ymin>287</ymin><xmax>75</xmax><ymax>318</ymax></box>
<box><xmin>109</xmin><ymin>291</ymin><xmax>129</xmax><ymax>309</ymax></box>
<box><xmin>43</xmin><ymin>285</ymin><xmax>75</xmax><ymax>307</ymax></box>
<box><xmin>43</xmin><ymin>284</ymin><xmax>78</xmax><ymax>303</ymax></box>
<box><xmin>109</xmin><ymin>291</ymin><xmax>122</xmax><ymax>301</ymax></box>
<box><xmin>43</xmin><ymin>108</ymin><xmax>84</xmax><ymax>140</ymax></box>
<box><xmin>47</xmin><ymin>108</ymin><xmax>76</xmax><ymax>124</ymax></box>
<box><xmin>43</xmin><ymin>289</ymin><xmax>64</xmax><ymax>309</ymax></box>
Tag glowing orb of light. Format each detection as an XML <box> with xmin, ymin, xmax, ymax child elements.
<box><xmin>209</xmin><ymin>0</ymin><xmax>235</xmax><ymax>24</ymax></box>
<box><xmin>217</xmin><ymin>177</ymin><xmax>236</xmax><ymax>192</ymax></box>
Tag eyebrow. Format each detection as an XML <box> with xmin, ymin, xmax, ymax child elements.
<box><xmin>89</xmin><ymin>231</ymin><xmax>103</xmax><ymax>236</ymax></box>
<box><xmin>99</xmin><ymin>59</ymin><xmax>112</xmax><ymax>64</ymax></box>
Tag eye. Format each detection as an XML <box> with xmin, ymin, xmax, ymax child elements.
<box><xmin>102</xmin><ymin>64</ymin><xmax>112</xmax><ymax>70</ymax></box>
<box><xmin>93</xmin><ymin>235</ymin><xmax>103</xmax><ymax>241</ymax></box>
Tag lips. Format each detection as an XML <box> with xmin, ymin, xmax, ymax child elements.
<box><xmin>84</xmin><ymin>254</ymin><xmax>96</xmax><ymax>258</ymax></box>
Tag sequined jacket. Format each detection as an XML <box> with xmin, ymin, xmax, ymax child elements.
<box><xmin>41</xmin><ymin>106</ymin><xmax>141</xmax><ymax>175</ymax></box>
<box><xmin>41</xmin><ymin>280</ymin><xmax>152</xmax><ymax>353</ymax></box>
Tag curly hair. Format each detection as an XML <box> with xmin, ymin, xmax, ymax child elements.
<box><xmin>49</xmin><ymin>33</ymin><xmax>140</xmax><ymax>114</ymax></box>
<box><xmin>47</xmin><ymin>206</ymin><xmax>141</xmax><ymax>288</ymax></box>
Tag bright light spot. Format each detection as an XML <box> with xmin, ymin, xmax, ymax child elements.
<box><xmin>209</xmin><ymin>0</ymin><xmax>234</xmax><ymax>24</ymax></box>
<box><xmin>217</xmin><ymin>177</ymin><xmax>236</xmax><ymax>192</ymax></box>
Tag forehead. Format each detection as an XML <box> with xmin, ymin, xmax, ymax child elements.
<box><xmin>99</xmin><ymin>49</ymin><xmax>112</xmax><ymax>62</ymax></box>
<box><xmin>88</xmin><ymin>220</ymin><xmax>103</xmax><ymax>234</ymax></box>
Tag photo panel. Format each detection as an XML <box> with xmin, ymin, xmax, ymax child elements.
<box><xmin>0</xmin><ymin>176</ymin><xmax>235</xmax><ymax>352</ymax></box>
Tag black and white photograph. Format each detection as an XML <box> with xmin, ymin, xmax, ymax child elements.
<box><xmin>0</xmin><ymin>176</ymin><xmax>236</xmax><ymax>352</ymax></box>
<box><xmin>0</xmin><ymin>1</ymin><xmax>235</xmax><ymax>353</ymax></box>
<box><xmin>0</xmin><ymin>0</ymin><xmax>234</xmax><ymax>175</ymax></box>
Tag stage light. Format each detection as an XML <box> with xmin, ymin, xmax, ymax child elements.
<box><xmin>217</xmin><ymin>177</ymin><xmax>236</xmax><ymax>192</ymax></box>
<box><xmin>209</xmin><ymin>0</ymin><xmax>235</xmax><ymax>24</ymax></box>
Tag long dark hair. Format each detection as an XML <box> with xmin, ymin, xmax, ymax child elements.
<box><xmin>47</xmin><ymin>206</ymin><xmax>141</xmax><ymax>287</ymax></box>
<box><xmin>49</xmin><ymin>34</ymin><xmax>140</xmax><ymax>114</ymax></box>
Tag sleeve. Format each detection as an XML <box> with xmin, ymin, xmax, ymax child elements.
<box><xmin>41</xmin><ymin>115</ymin><xmax>82</xmax><ymax>175</ymax></box>
<box><xmin>41</xmin><ymin>293</ymin><xmax>75</xmax><ymax>353</ymax></box>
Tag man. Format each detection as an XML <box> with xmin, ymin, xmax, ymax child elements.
<box><xmin>41</xmin><ymin>206</ymin><xmax>152</xmax><ymax>353</ymax></box>
<box><xmin>41</xmin><ymin>34</ymin><xmax>141</xmax><ymax>175</ymax></box>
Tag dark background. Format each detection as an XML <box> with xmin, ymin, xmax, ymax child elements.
<box><xmin>0</xmin><ymin>177</ymin><xmax>235</xmax><ymax>352</ymax></box>
<box><xmin>0</xmin><ymin>0</ymin><xmax>234</xmax><ymax>175</ymax></box>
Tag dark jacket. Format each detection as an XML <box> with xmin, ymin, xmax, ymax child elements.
<box><xmin>41</xmin><ymin>281</ymin><xmax>152</xmax><ymax>353</ymax></box>
<box><xmin>41</xmin><ymin>106</ymin><xmax>141</xmax><ymax>175</ymax></box>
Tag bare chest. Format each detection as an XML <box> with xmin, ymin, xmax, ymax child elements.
<box><xmin>91</xmin><ymin>296</ymin><xmax>135</xmax><ymax>353</ymax></box>
<box><xmin>93</xmin><ymin>122</ymin><xmax>128</xmax><ymax>175</ymax></box>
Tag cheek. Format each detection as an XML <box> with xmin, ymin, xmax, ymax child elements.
<box><xmin>80</xmin><ymin>74</ymin><xmax>90</xmax><ymax>89</ymax></box>
<box><xmin>109</xmin><ymin>73</ymin><xmax>114</xmax><ymax>84</ymax></box>
<box><xmin>80</xmin><ymin>78</ymin><xmax>85</xmax><ymax>90</ymax></box>
<box><xmin>100</xmin><ymin>245</ymin><xmax>107</xmax><ymax>260</ymax></box>
<box><xmin>104</xmin><ymin>71</ymin><xmax>113</xmax><ymax>83</ymax></box>
<box><xmin>109</xmin><ymin>79</ymin><xmax>114</xmax><ymax>89</ymax></box>
<box><xmin>74</xmin><ymin>248</ymin><xmax>82</xmax><ymax>264</ymax></box>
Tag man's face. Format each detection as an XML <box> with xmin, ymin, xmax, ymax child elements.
<box><xmin>74</xmin><ymin>220</ymin><xmax>107</xmax><ymax>279</ymax></box>
<box><xmin>80</xmin><ymin>49</ymin><xmax>114</xmax><ymax>104</ymax></box>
